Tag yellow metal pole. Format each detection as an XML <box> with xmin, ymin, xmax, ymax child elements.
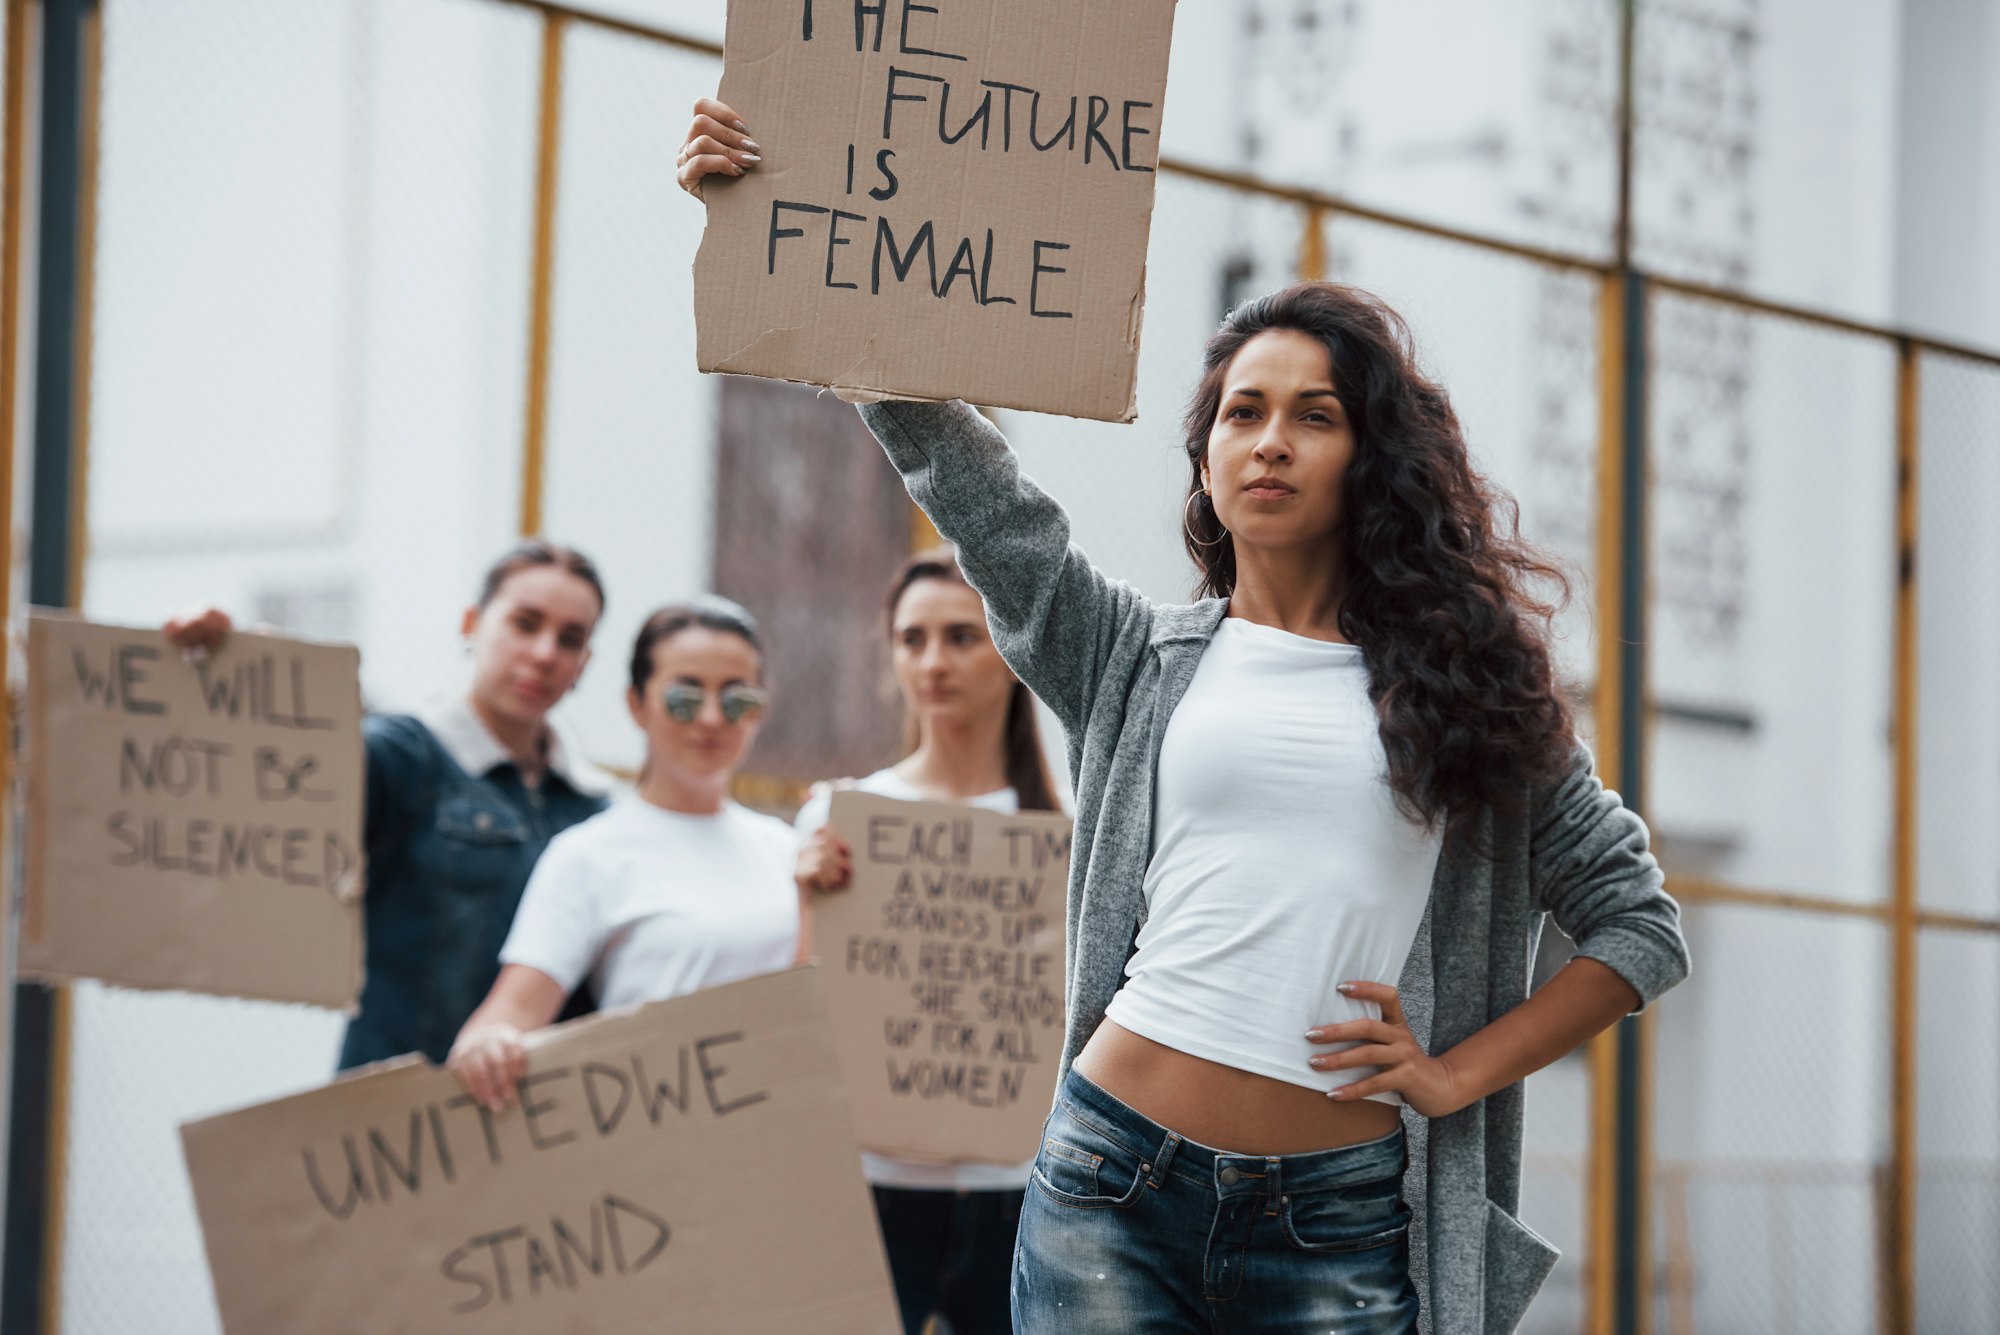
<box><xmin>0</xmin><ymin>0</ymin><xmax>30</xmax><ymax>1267</ymax></box>
<box><xmin>1585</xmin><ymin>265</ymin><xmax>1627</xmax><ymax>1335</ymax></box>
<box><xmin>519</xmin><ymin>12</ymin><xmax>566</xmax><ymax>538</ymax></box>
<box><xmin>1592</xmin><ymin>276</ymin><xmax>1628</xmax><ymax>789</ymax></box>
<box><xmin>0</xmin><ymin>0</ymin><xmax>28</xmax><ymax>633</ymax></box>
<box><xmin>910</xmin><ymin>502</ymin><xmax>940</xmax><ymax>554</ymax></box>
<box><xmin>1885</xmin><ymin>338</ymin><xmax>1920</xmax><ymax>1335</ymax></box>
<box><xmin>1297</xmin><ymin>201</ymin><xmax>1327</xmax><ymax>282</ymax></box>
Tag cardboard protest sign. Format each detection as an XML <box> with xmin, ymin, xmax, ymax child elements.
<box><xmin>694</xmin><ymin>0</ymin><xmax>1176</xmax><ymax>422</ymax></box>
<box><xmin>22</xmin><ymin>612</ymin><xmax>363</xmax><ymax>1008</ymax></box>
<box><xmin>182</xmin><ymin>967</ymin><xmax>898</xmax><ymax>1335</ymax></box>
<box><xmin>821</xmin><ymin>792</ymin><xmax>1071</xmax><ymax>1163</ymax></box>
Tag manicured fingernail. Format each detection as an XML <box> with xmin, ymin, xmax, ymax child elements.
<box><xmin>732</xmin><ymin>119</ymin><xmax>749</xmax><ymax>132</ymax></box>
<box><xmin>742</xmin><ymin>138</ymin><xmax>760</xmax><ymax>151</ymax></box>
<box><xmin>1336</xmin><ymin>983</ymin><xmax>1355</xmax><ymax>994</ymax></box>
<box><xmin>741</xmin><ymin>153</ymin><xmax>761</xmax><ymax>164</ymax></box>
<box><xmin>1308</xmin><ymin>1056</ymin><xmax>1327</xmax><ymax>1070</ymax></box>
<box><xmin>1327</xmin><ymin>1088</ymin><xmax>1347</xmax><ymax>1100</ymax></box>
<box><xmin>1304</xmin><ymin>1030</ymin><xmax>1323</xmax><ymax>1042</ymax></box>
<box><xmin>728</xmin><ymin>163</ymin><xmax>744</xmax><ymax>175</ymax></box>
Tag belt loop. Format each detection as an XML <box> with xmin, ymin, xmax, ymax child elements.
<box><xmin>1146</xmin><ymin>1132</ymin><xmax>1181</xmax><ymax>1189</ymax></box>
<box><xmin>1264</xmin><ymin>1156</ymin><xmax>1283</xmax><ymax>1217</ymax></box>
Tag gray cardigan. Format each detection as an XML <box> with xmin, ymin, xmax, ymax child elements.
<box><xmin>857</xmin><ymin>398</ymin><xmax>1691</xmax><ymax>1334</ymax></box>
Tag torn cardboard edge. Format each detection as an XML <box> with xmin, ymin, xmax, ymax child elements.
<box><xmin>700</xmin><ymin>330</ymin><xmax>1145</xmax><ymax>425</ymax></box>
<box><xmin>10</xmin><ymin>966</ymin><xmax>367</xmax><ymax>1017</ymax></box>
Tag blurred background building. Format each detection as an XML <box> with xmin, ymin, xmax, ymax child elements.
<box><xmin>2</xmin><ymin>0</ymin><xmax>1997</xmax><ymax>1332</ymax></box>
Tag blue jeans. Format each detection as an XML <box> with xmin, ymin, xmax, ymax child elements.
<box><xmin>1012</xmin><ymin>1070</ymin><xmax>1420</xmax><ymax>1334</ymax></box>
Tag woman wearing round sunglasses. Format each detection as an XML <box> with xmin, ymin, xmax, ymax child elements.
<box><xmin>449</xmin><ymin>597</ymin><xmax>805</xmax><ymax>1110</ymax></box>
<box><xmin>794</xmin><ymin>546</ymin><xmax>1062</xmax><ymax>1335</ymax></box>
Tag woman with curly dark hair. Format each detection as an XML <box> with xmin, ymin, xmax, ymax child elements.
<box><xmin>682</xmin><ymin>109</ymin><xmax>1691</xmax><ymax>1335</ymax></box>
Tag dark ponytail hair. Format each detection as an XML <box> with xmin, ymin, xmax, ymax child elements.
<box><xmin>887</xmin><ymin>547</ymin><xmax>1059</xmax><ymax>814</ymax></box>
<box><xmin>629</xmin><ymin>596</ymin><xmax>765</xmax><ymax>695</ymax></box>
<box><xmin>478</xmin><ymin>539</ymin><xmax>606</xmax><ymax>613</ymax></box>
<box><xmin>1182</xmin><ymin>282</ymin><xmax>1577</xmax><ymax>829</ymax></box>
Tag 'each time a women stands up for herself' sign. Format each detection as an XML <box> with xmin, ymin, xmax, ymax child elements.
<box><xmin>695</xmin><ymin>0</ymin><xmax>1177</xmax><ymax>423</ymax></box>
<box><xmin>819</xmin><ymin>792</ymin><xmax>1072</xmax><ymax>1165</ymax></box>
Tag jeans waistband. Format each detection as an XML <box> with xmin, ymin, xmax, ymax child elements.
<box><xmin>1056</xmin><ymin>1067</ymin><xmax>1407</xmax><ymax>1196</ymax></box>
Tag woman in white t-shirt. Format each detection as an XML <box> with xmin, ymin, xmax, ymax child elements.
<box><xmin>794</xmin><ymin>546</ymin><xmax>1063</xmax><ymax>1335</ymax></box>
<box><xmin>449</xmin><ymin>597</ymin><xmax>803</xmax><ymax>1111</ymax></box>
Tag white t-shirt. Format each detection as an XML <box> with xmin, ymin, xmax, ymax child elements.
<box><xmin>1104</xmin><ymin>618</ymin><xmax>1444</xmax><ymax>1105</ymax></box>
<box><xmin>796</xmin><ymin>767</ymin><xmax>1035</xmax><ymax>1193</ymax></box>
<box><xmin>500</xmin><ymin>798</ymin><xmax>800</xmax><ymax>1010</ymax></box>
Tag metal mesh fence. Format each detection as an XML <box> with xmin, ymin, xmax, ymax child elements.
<box><xmin>63</xmin><ymin>2</ymin><xmax>546</xmax><ymax>1330</ymax></box>
<box><xmin>1643</xmin><ymin>294</ymin><xmax>1904</xmax><ymax>1333</ymax></box>
<box><xmin>58</xmin><ymin>985</ymin><xmax>342</xmax><ymax>1334</ymax></box>
<box><xmin>1650</xmin><ymin>907</ymin><xmax>1893</xmax><ymax>1335</ymax></box>
<box><xmin>1913</xmin><ymin>351</ymin><xmax>2000</xmax><ymax>1335</ymax></box>
<box><xmin>540</xmin><ymin>22</ymin><xmax>723</xmax><ymax>775</ymax></box>
<box><xmin>1914</xmin><ymin>930</ymin><xmax>2000</xmax><ymax>1335</ymax></box>
<box><xmin>82</xmin><ymin>0</ymin><xmax>544</xmax><ymax>705</ymax></box>
<box><xmin>1334</xmin><ymin>218</ymin><xmax>1604</xmax><ymax>697</ymax></box>
<box><xmin>1916</xmin><ymin>353</ymin><xmax>2000</xmax><ymax>923</ymax></box>
<box><xmin>1221</xmin><ymin>0</ymin><xmax>1623</xmax><ymax>263</ymax></box>
<box><xmin>1645</xmin><ymin>292</ymin><xmax>1900</xmax><ymax>902</ymax></box>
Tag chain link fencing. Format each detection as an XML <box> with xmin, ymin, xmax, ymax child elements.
<box><xmin>1912</xmin><ymin>352</ymin><xmax>2000</xmax><ymax>1335</ymax></box>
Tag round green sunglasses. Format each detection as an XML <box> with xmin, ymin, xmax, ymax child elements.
<box><xmin>662</xmin><ymin>680</ymin><xmax>768</xmax><ymax>725</ymax></box>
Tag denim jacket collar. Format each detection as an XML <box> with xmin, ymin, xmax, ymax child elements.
<box><xmin>421</xmin><ymin>696</ymin><xmax>610</xmax><ymax>795</ymax></box>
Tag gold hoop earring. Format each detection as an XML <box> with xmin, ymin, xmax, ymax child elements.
<box><xmin>1184</xmin><ymin>490</ymin><xmax>1228</xmax><ymax>550</ymax></box>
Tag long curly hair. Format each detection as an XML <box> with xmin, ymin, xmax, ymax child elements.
<box><xmin>1181</xmin><ymin>282</ymin><xmax>1577</xmax><ymax>830</ymax></box>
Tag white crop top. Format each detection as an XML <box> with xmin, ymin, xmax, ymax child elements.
<box><xmin>1102</xmin><ymin>618</ymin><xmax>1444</xmax><ymax>1105</ymax></box>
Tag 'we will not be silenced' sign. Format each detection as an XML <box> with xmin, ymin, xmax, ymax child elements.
<box><xmin>22</xmin><ymin>613</ymin><xmax>364</xmax><ymax>1008</ymax></box>
<box><xmin>695</xmin><ymin>0</ymin><xmax>1177</xmax><ymax>422</ymax></box>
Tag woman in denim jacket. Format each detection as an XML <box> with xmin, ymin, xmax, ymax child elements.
<box><xmin>164</xmin><ymin>540</ymin><xmax>610</xmax><ymax>1069</ymax></box>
